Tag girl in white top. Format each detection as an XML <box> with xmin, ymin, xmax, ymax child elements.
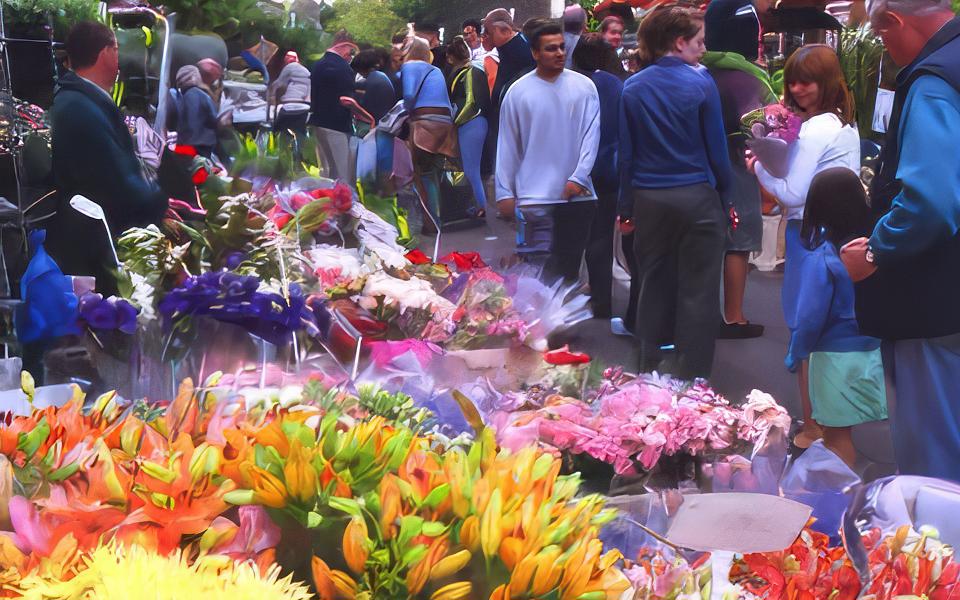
<box><xmin>753</xmin><ymin>45</ymin><xmax>861</xmax><ymax>220</ymax></box>
<box><xmin>748</xmin><ymin>44</ymin><xmax>861</xmax><ymax>451</ymax></box>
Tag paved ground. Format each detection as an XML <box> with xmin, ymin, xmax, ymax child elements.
<box><xmin>420</xmin><ymin>210</ymin><xmax>896</xmax><ymax>479</ymax></box>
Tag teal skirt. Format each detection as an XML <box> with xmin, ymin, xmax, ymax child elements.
<box><xmin>809</xmin><ymin>349</ymin><xmax>888</xmax><ymax>427</ymax></box>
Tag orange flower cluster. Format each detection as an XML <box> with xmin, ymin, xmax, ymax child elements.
<box><xmin>0</xmin><ymin>379</ymin><xmax>634</xmax><ymax>600</ymax></box>
<box><xmin>731</xmin><ymin>527</ymin><xmax>861</xmax><ymax>600</ymax></box>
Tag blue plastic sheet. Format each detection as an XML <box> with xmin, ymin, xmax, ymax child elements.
<box><xmin>15</xmin><ymin>230</ymin><xmax>80</xmax><ymax>344</ymax></box>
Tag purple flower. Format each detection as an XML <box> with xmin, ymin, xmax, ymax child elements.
<box><xmin>160</xmin><ymin>273</ymin><xmax>329</xmax><ymax>345</ymax></box>
<box><xmin>78</xmin><ymin>292</ymin><xmax>139</xmax><ymax>334</ymax></box>
<box><xmin>224</xmin><ymin>251</ymin><xmax>246</xmax><ymax>270</ymax></box>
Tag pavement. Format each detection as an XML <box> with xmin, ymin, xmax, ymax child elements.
<box><xmin>419</xmin><ymin>209</ymin><xmax>896</xmax><ymax>480</ymax></box>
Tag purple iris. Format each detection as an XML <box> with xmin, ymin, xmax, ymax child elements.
<box><xmin>160</xmin><ymin>271</ymin><xmax>330</xmax><ymax>346</ymax></box>
<box><xmin>78</xmin><ymin>292</ymin><xmax>139</xmax><ymax>334</ymax></box>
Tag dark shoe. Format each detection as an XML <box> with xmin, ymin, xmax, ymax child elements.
<box><xmin>718</xmin><ymin>320</ymin><xmax>765</xmax><ymax>339</ymax></box>
<box><xmin>467</xmin><ymin>207</ymin><xmax>486</xmax><ymax>219</ymax></box>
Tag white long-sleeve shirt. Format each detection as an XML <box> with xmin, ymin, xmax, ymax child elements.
<box><xmin>755</xmin><ymin>112</ymin><xmax>860</xmax><ymax>221</ymax></box>
<box><xmin>496</xmin><ymin>69</ymin><xmax>600</xmax><ymax>207</ymax></box>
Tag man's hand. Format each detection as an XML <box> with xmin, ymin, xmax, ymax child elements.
<box><xmin>840</xmin><ymin>237</ymin><xmax>878</xmax><ymax>282</ymax></box>
<box><xmin>497</xmin><ymin>198</ymin><xmax>516</xmax><ymax>220</ymax></box>
<box><xmin>617</xmin><ymin>216</ymin><xmax>635</xmax><ymax>235</ymax></box>
<box><xmin>562</xmin><ymin>181</ymin><xmax>588</xmax><ymax>200</ymax></box>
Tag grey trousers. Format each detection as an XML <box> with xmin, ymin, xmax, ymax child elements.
<box><xmin>632</xmin><ymin>183</ymin><xmax>725</xmax><ymax>380</ymax></box>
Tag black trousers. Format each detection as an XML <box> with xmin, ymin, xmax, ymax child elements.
<box><xmin>632</xmin><ymin>184</ymin><xmax>725</xmax><ymax>380</ymax></box>
<box><xmin>585</xmin><ymin>187</ymin><xmax>617</xmax><ymax>318</ymax></box>
<box><xmin>517</xmin><ymin>201</ymin><xmax>596</xmax><ymax>286</ymax></box>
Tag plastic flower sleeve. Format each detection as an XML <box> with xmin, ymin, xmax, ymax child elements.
<box><xmin>780</xmin><ymin>441</ymin><xmax>861</xmax><ymax>543</ymax></box>
<box><xmin>842</xmin><ymin>475</ymin><xmax>960</xmax><ymax>583</ymax></box>
<box><xmin>600</xmin><ymin>492</ymin><xmax>708</xmax><ymax>568</ymax></box>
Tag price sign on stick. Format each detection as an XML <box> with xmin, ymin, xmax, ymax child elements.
<box><xmin>662</xmin><ymin>494</ymin><xmax>811</xmax><ymax>600</ymax></box>
<box><xmin>666</xmin><ymin>493</ymin><xmax>811</xmax><ymax>553</ymax></box>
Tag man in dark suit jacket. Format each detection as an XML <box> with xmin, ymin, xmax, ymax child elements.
<box><xmin>47</xmin><ymin>21</ymin><xmax>168</xmax><ymax>295</ymax></box>
<box><xmin>309</xmin><ymin>40</ymin><xmax>359</xmax><ymax>133</ymax></box>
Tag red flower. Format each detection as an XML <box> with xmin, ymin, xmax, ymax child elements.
<box><xmin>290</xmin><ymin>192</ymin><xmax>314</xmax><ymax>211</ymax></box>
<box><xmin>405</xmin><ymin>249</ymin><xmax>431</xmax><ymax>265</ymax></box>
<box><xmin>268</xmin><ymin>205</ymin><xmax>292</xmax><ymax>229</ymax></box>
<box><xmin>331</xmin><ymin>183</ymin><xmax>353</xmax><ymax>212</ymax></box>
<box><xmin>191</xmin><ymin>167</ymin><xmax>209</xmax><ymax>185</ymax></box>
<box><xmin>173</xmin><ymin>145</ymin><xmax>197</xmax><ymax>157</ymax></box>
<box><xmin>543</xmin><ymin>345</ymin><xmax>591</xmax><ymax>365</ymax></box>
<box><xmin>439</xmin><ymin>252</ymin><xmax>487</xmax><ymax>271</ymax></box>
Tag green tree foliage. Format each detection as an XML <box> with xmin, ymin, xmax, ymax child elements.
<box><xmin>839</xmin><ymin>25</ymin><xmax>885</xmax><ymax>139</ymax></box>
<box><xmin>160</xmin><ymin>0</ymin><xmax>328</xmax><ymax>61</ymax></box>
<box><xmin>329</xmin><ymin>0</ymin><xmax>405</xmax><ymax>46</ymax></box>
<box><xmin>389</xmin><ymin>0</ymin><xmax>446</xmax><ymax>24</ymax></box>
<box><xmin>1</xmin><ymin>0</ymin><xmax>99</xmax><ymax>37</ymax></box>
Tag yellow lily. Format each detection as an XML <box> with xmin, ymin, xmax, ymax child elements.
<box><xmin>429</xmin><ymin>549</ymin><xmax>472</xmax><ymax>581</ymax></box>
<box><xmin>379</xmin><ymin>474</ymin><xmax>402</xmax><ymax>540</ymax></box>
<box><xmin>284</xmin><ymin>440</ymin><xmax>318</xmax><ymax>504</ymax></box>
<box><xmin>429</xmin><ymin>581</ymin><xmax>472</xmax><ymax>600</ymax></box>
<box><xmin>342</xmin><ymin>516</ymin><xmax>369</xmax><ymax>574</ymax></box>
<box><xmin>243</xmin><ymin>465</ymin><xmax>287</xmax><ymax>509</ymax></box>
<box><xmin>330</xmin><ymin>569</ymin><xmax>358</xmax><ymax>598</ymax></box>
<box><xmin>480</xmin><ymin>488</ymin><xmax>502</xmax><ymax>559</ymax></box>
<box><xmin>459</xmin><ymin>515</ymin><xmax>480</xmax><ymax>553</ymax></box>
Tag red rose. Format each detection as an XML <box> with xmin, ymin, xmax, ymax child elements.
<box><xmin>405</xmin><ymin>249</ymin><xmax>431</xmax><ymax>264</ymax></box>
<box><xmin>268</xmin><ymin>205</ymin><xmax>292</xmax><ymax>229</ymax></box>
<box><xmin>191</xmin><ymin>167</ymin><xmax>209</xmax><ymax>185</ymax></box>
<box><xmin>543</xmin><ymin>345</ymin><xmax>591</xmax><ymax>365</ymax></box>
<box><xmin>439</xmin><ymin>252</ymin><xmax>487</xmax><ymax>271</ymax></box>
<box><xmin>173</xmin><ymin>145</ymin><xmax>198</xmax><ymax>157</ymax></box>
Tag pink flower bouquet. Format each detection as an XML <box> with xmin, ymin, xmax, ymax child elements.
<box><xmin>741</xmin><ymin>103</ymin><xmax>803</xmax><ymax>178</ymax></box>
<box><xmin>491</xmin><ymin>373</ymin><xmax>791</xmax><ymax>476</ymax></box>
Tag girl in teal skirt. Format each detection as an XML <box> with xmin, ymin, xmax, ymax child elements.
<box><xmin>784</xmin><ymin>168</ymin><xmax>887</xmax><ymax>467</ymax></box>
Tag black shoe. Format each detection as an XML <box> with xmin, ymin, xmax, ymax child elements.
<box><xmin>717</xmin><ymin>321</ymin><xmax>764</xmax><ymax>339</ymax></box>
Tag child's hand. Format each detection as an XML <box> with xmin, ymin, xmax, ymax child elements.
<box><xmin>840</xmin><ymin>237</ymin><xmax>878</xmax><ymax>282</ymax></box>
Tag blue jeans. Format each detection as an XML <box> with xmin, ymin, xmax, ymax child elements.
<box><xmin>884</xmin><ymin>333</ymin><xmax>960</xmax><ymax>482</ymax></box>
<box><xmin>457</xmin><ymin>117</ymin><xmax>488</xmax><ymax>211</ymax></box>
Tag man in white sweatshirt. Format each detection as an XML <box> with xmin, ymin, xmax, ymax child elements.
<box><xmin>496</xmin><ymin>21</ymin><xmax>601</xmax><ymax>284</ymax></box>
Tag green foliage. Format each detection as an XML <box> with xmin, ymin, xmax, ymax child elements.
<box><xmin>388</xmin><ymin>0</ymin><xmax>445</xmax><ymax>24</ymax></box>
<box><xmin>1</xmin><ymin>0</ymin><xmax>99</xmax><ymax>37</ymax></box>
<box><xmin>839</xmin><ymin>25</ymin><xmax>885</xmax><ymax>139</ymax></box>
<box><xmin>160</xmin><ymin>0</ymin><xmax>329</xmax><ymax>59</ymax></box>
<box><xmin>329</xmin><ymin>0</ymin><xmax>405</xmax><ymax>46</ymax></box>
<box><xmin>159</xmin><ymin>0</ymin><xmax>270</xmax><ymax>36</ymax></box>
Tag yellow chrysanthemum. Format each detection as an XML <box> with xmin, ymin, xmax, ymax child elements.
<box><xmin>15</xmin><ymin>544</ymin><xmax>313</xmax><ymax>600</ymax></box>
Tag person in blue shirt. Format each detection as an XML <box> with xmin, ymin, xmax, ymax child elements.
<box><xmin>787</xmin><ymin>168</ymin><xmax>887</xmax><ymax>467</ymax></box>
<box><xmin>400</xmin><ymin>37</ymin><xmax>456</xmax><ymax>228</ymax></box>
<box><xmin>841</xmin><ymin>0</ymin><xmax>960</xmax><ymax>481</ymax></box>
<box><xmin>618</xmin><ymin>5</ymin><xmax>733</xmax><ymax>380</ymax></box>
<box><xmin>572</xmin><ymin>33</ymin><xmax>623</xmax><ymax>319</ymax></box>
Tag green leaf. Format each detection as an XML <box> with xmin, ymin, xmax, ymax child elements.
<box><xmin>17</xmin><ymin>418</ymin><xmax>50</xmax><ymax>460</ymax></box>
<box><xmin>328</xmin><ymin>496</ymin><xmax>363</xmax><ymax>518</ymax></box>
<box><xmin>422</xmin><ymin>483</ymin><xmax>451</xmax><ymax>510</ymax></box>
<box><xmin>397</xmin><ymin>515</ymin><xmax>423</xmax><ymax>549</ymax></box>
<box><xmin>223</xmin><ymin>489</ymin><xmax>256</xmax><ymax>505</ymax></box>
<box><xmin>401</xmin><ymin>544</ymin><xmax>429</xmax><ymax>568</ymax></box>
<box><xmin>307</xmin><ymin>511</ymin><xmax>323</xmax><ymax>528</ymax></box>
<box><xmin>47</xmin><ymin>462</ymin><xmax>80</xmax><ymax>482</ymax></box>
<box><xmin>421</xmin><ymin>521</ymin><xmax>448</xmax><ymax>537</ymax></box>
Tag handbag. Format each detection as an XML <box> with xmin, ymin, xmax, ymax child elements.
<box><xmin>378</xmin><ymin>100</ymin><xmax>408</xmax><ymax>136</ymax></box>
<box><xmin>378</xmin><ymin>71</ymin><xmax>427</xmax><ymax>136</ymax></box>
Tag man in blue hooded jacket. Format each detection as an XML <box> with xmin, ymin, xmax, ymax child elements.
<box><xmin>842</xmin><ymin>0</ymin><xmax>960</xmax><ymax>481</ymax></box>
